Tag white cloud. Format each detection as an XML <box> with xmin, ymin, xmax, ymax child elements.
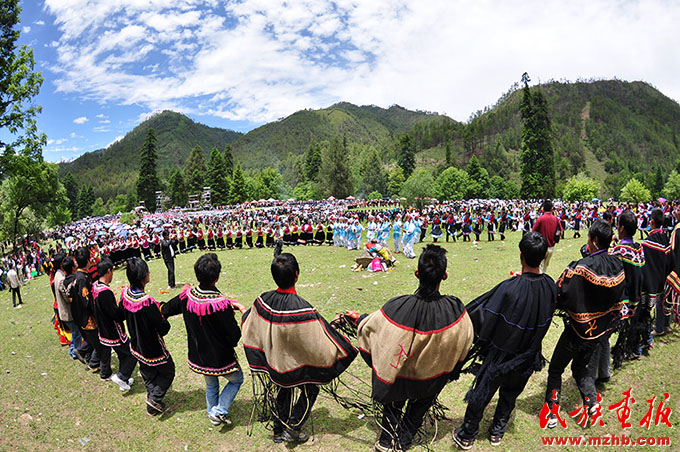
<box><xmin>96</xmin><ymin>114</ymin><xmax>107</xmax><ymax>118</ymax></box>
<box><xmin>46</xmin><ymin>145</ymin><xmax>82</xmax><ymax>153</ymax></box>
<box><xmin>69</xmin><ymin>132</ymin><xmax>82</xmax><ymax>138</ymax></box>
<box><xmin>43</xmin><ymin>0</ymin><xmax>680</xmax><ymax>123</ymax></box>
<box><xmin>99</xmin><ymin>119</ymin><xmax>111</xmax><ymax>124</ymax></box>
<box><xmin>106</xmin><ymin>136</ymin><xmax>124</xmax><ymax>147</ymax></box>
<box><xmin>93</xmin><ymin>126</ymin><xmax>111</xmax><ymax>132</ymax></box>
<box><xmin>73</xmin><ymin>116</ymin><xmax>88</xmax><ymax>124</ymax></box>
<box><xmin>22</xmin><ymin>26</ymin><xmax>30</xmax><ymax>33</ymax></box>
<box><xmin>34</xmin><ymin>20</ymin><xmax>45</xmax><ymax>26</ymax></box>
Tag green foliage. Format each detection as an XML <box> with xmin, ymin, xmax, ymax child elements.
<box><xmin>91</xmin><ymin>197</ymin><xmax>107</xmax><ymax>217</ymax></box>
<box><xmin>368</xmin><ymin>191</ymin><xmax>383</xmax><ymax>200</ymax></box>
<box><xmin>207</xmin><ymin>147</ymin><xmax>229</xmax><ymax>205</ymax></box>
<box><xmin>184</xmin><ymin>145</ymin><xmax>207</xmax><ymax>194</ymax></box>
<box><xmin>223</xmin><ymin>144</ymin><xmax>234</xmax><ymax>174</ymax></box>
<box><xmin>59</xmin><ymin>111</ymin><xmax>241</xmax><ymax>201</ymax></box>
<box><xmin>488</xmin><ymin>176</ymin><xmax>520</xmax><ymax>199</ymax></box>
<box><xmin>62</xmin><ymin>172</ymin><xmax>78</xmax><ymax>218</ymax></box>
<box><xmin>228</xmin><ymin>163</ymin><xmax>248</xmax><ymax>204</ymax></box>
<box><xmin>293</xmin><ymin>180</ymin><xmax>323</xmax><ymax>200</ymax></box>
<box><xmin>136</xmin><ymin>128</ymin><xmax>160</xmax><ymax>211</ymax></box>
<box><xmin>168</xmin><ymin>169</ymin><xmax>188</xmax><ymax>207</ymax></box>
<box><xmin>304</xmin><ymin>141</ymin><xmax>322</xmax><ymax>182</ymax></box>
<box><xmin>388</xmin><ymin>166</ymin><xmax>405</xmax><ymax>197</ymax></box>
<box><xmin>358</xmin><ymin>147</ymin><xmax>387</xmax><ymax>197</ymax></box>
<box><xmin>620</xmin><ymin>178</ymin><xmax>651</xmax><ymax>203</ymax></box>
<box><xmin>0</xmin><ymin>159</ymin><xmax>66</xmax><ymax>247</ymax></box>
<box><xmin>662</xmin><ymin>171</ymin><xmax>680</xmax><ymax>200</ymax></box>
<box><xmin>0</xmin><ymin>0</ymin><xmax>46</xmax><ymax>175</ymax></box>
<box><xmin>520</xmin><ymin>73</ymin><xmax>555</xmax><ymax>198</ymax></box>
<box><xmin>465</xmin><ymin>156</ymin><xmax>490</xmax><ymax>198</ymax></box>
<box><xmin>445</xmin><ymin>139</ymin><xmax>452</xmax><ymax>166</ymax></box>
<box><xmin>77</xmin><ymin>184</ymin><xmax>95</xmax><ymax>218</ymax></box>
<box><xmin>400</xmin><ymin>169</ymin><xmax>434</xmax><ymax>207</ymax></box>
<box><xmin>562</xmin><ymin>174</ymin><xmax>600</xmax><ymax>202</ymax></box>
<box><xmin>397</xmin><ymin>134</ymin><xmax>415</xmax><ymax>179</ymax></box>
<box><xmin>257</xmin><ymin>167</ymin><xmax>283</xmax><ymax>200</ymax></box>
<box><xmin>119</xmin><ymin>212</ymin><xmax>136</xmax><ymax>225</ymax></box>
<box><xmin>106</xmin><ymin>194</ymin><xmax>128</xmax><ymax>215</ymax></box>
<box><xmin>650</xmin><ymin>166</ymin><xmax>665</xmax><ymax>198</ymax></box>
<box><xmin>435</xmin><ymin>167</ymin><xmax>469</xmax><ymax>201</ymax></box>
<box><xmin>319</xmin><ymin>137</ymin><xmax>353</xmax><ymax>198</ymax></box>
<box><xmin>125</xmin><ymin>192</ymin><xmax>138</xmax><ymax>211</ymax></box>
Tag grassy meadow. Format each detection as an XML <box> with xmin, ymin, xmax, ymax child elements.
<box><xmin>1</xmin><ymin>232</ymin><xmax>678</xmax><ymax>451</ymax></box>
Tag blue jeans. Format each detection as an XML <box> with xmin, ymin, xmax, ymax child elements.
<box><xmin>65</xmin><ymin>321</ymin><xmax>83</xmax><ymax>359</ymax></box>
<box><xmin>204</xmin><ymin>365</ymin><xmax>244</xmax><ymax>417</ymax></box>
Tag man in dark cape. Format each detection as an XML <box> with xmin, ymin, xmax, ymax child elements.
<box><xmin>354</xmin><ymin>244</ymin><xmax>473</xmax><ymax>452</ymax></box>
<box><xmin>544</xmin><ymin>220</ymin><xmax>625</xmax><ymax>427</ymax></box>
<box><xmin>241</xmin><ymin>253</ymin><xmax>358</xmax><ymax>443</ymax></box>
<box><xmin>608</xmin><ymin>210</ymin><xmax>645</xmax><ymax>368</ymax></box>
<box><xmin>641</xmin><ymin>208</ymin><xmax>674</xmax><ymax>343</ymax></box>
<box><xmin>664</xmin><ymin>206</ymin><xmax>680</xmax><ymax>328</ymax></box>
<box><xmin>453</xmin><ymin>232</ymin><xmax>556</xmax><ymax>449</ymax></box>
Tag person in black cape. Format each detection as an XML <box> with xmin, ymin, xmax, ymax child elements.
<box><xmin>544</xmin><ymin>220</ymin><xmax>625</xmax><ymax>428</ymax></box>
<box><xmin>453</xmin><ymin>231</ymin><xmax>556</xmax><ymax>449</ymax></box>
<box><xmin>641</xmin><ymin>208</ymin><xmax>675</xmax><ymax>342</ymax></box>
<box><xmin>241</xmin><ymin>252</ymin><xmax>358</xmax><ymax>443</ymax></box>
<box><xmin>347</xmin><ymin>244</ymin><xmax>474</xmax><ymax>452</ymax></box>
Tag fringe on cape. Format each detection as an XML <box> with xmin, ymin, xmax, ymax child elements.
<box><xmin>180</xmin><ymin>285</ymin><xmax>235</xmax><ymax>317</ymax></box>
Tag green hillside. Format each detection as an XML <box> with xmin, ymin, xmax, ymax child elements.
<box><xmin>58</xmin><ymin>80</ymin><xmax>680</xmax><ymax>202</ymax></box>
<box><xmin>444</xmin><ymin>80</ymin><xmax>680</xmax><ymax>197</ymax></box>
<box><xmin>58</xmin><ymin>111</ymin><xmax>242</xmax><ymax>200</ymax></box>
<box><xmin>230</xmin><ymin>102</ymin><xmax>452</xmax><ymax>179</ymax></box>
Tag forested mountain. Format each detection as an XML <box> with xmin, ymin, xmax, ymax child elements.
<box><xmin>429</xmin><ymin>79</ymin><xmax>680</xmax><ymax>197</ymax></box>
<box><xmin>58</xmin><ymin>79</ymin><xmax>680</xmax><ymax>204</ymax></box>
<box><xmin>58</xmin><ymin>111</ymin><xmax>243</xmax><ymax>200</ymax></box>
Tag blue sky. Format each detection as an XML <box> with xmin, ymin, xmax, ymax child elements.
<box><xmin>14</xmin><ymin>0</ymin><xmax>680</xmax><ymax>163</ymax></box>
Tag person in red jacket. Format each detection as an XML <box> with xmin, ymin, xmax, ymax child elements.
<box><xmin>532</xmin><ymin>200</ymin><xmax>562</xmax><ymax>274</ymax></box>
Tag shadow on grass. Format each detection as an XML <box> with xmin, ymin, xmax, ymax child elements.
<box><xmin>305</xmin><ymin>406</ymin><xmax>373</xmax><ymax>446</ymax></box>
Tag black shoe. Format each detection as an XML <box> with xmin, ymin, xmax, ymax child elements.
<box><xmin>273</xmin><ymin>432</ymin><xmax>284</xmax><ymax>443</ymax></box>
<box><xmin>146</xmin><ymin>398</ymin><xmax>167</xmax><ymax>414</ymax></box>
<box><xmin>281</xmin><ymin>429</ymin><xmax>309</xmax><ymax>443</ymax></box>
<box><xmin>73</xmin><ymin>349</ymin><xmax>87</xmax><ymax>365</ymax></box>
<box><xmin>489</xmin><ymin>434</ymin><xmax>502</xmax><ymax>446</ymax></box>
<box><xmin>88</xmin><ymin>364</ymin><xmax>100</xmax><ymax>373</ymax></box>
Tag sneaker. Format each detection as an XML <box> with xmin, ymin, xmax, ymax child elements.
<box><xmin>281</xmin><ymin>429</ymin><xmax>309</xmax><ymax>443</ymax></box>
<box><xmin>273</xmin><ymin>432</ymin><xmax>284</xmax><ymax>443</ymax></box>
<box><xmin>128</xmin><ymin>377</ymin><xmax>134</xmax><ymax>386</ymax></box>
<box><xmin>547</xmin><ymin>413</ymin><xmax>558</xmax><ymax>429</ymax></box>
<box><xmin>100</xmin><ymin>374</ymin><xmax>112</xmax><ymax>382</ymax></box>
<box><xmin>146</xmin><ymin>398</ymin><xmax>167</xmax><ymax>414</ymax></box>
<box><xmin>489</xmin><ymin>434</ymin><xmax>502</xmax><ymax>446</ymax></box>
<box><xmin>111</xmin><ymin>374</ymin><xmax>131</xmax><ymax>391</ymax></box>
<box><xmin>595</xmin><ymin>376</ymin><xmax>610</xmax><ymax>386</ymax></box>
<box><xmin>452</xmin><ymin>429</ymin><xmax>474</xmax><ymax>450</ymax></box>
<box><xmin>208</xmin><ymin>413</ymin><xmax>232</xmax><ymax>426</ymax></box>
<box><xmin>88</xmin><ymin>364</ymin><xmax>100</xmax><ymax>373</ymax></box>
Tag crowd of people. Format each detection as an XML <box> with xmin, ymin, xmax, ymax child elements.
<box><xmin>12</xmin><ymin>196</ymin><xmax>679</xmax><ymax>450</ymax></box>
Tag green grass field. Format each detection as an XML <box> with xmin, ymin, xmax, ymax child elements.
<box><xmin>1</xmin><ymin>232</ymin><xmax>678</xmax><ymax>451</ymax></box>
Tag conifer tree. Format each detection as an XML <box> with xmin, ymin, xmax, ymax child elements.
<box><xmin>168</xmin><ymin>168</ymin><xmax>188</xmax><ymax>207</ymax></box>
<box><xmin>304</xmin><ymin>141</ymin><xmax>322</xmax><ymax>181</ymax></box>
<box><xmin>223</xmin><ymin>144</ymin><xmax>234</xmax><ymax>174</ymax></box>
<box><xmin>77</xmin><ymin>184</ymin><xmax>95</xmax><ymax>217</ymax></box>
<box><xmin>184</xmin><ymin>145</ymin><xmax>207</xmax><ymax>193</ymax></box>
<box><xmin>228</xmin><ymin>163</ymin><xmax>248</xmax><ymax>204</ymax></box>
<box><xmin>397</xmin><ymin>134</ymin><xmax>415</xmax><ymax>179</ymax></box>
<box><xmin>136</xmin><ymin>128</ymin><xmax>160</xmax><ymax>211</ymax></box>
<box><xmin>320</xmin><ymin>136</ymin><xmax>353</xmax><ymax>198</ymax></box>
<box><xmin>520</xmin><ymin>72</ymin><xmax>555</xmax><ymax>199</ymax></box>
<box><xmin>62</xmin><ymin>172</ymin><xmax>79</xmax><ymax>218</ymax></box>
<box><xmin>207</xmin><ymin>147</ymin><xmax>229</xmax><ymax>205</ymax></box>
<box><xmin>445</xmin><ymin>138</ymin><xmax>452</xmax><ymax>166</ymax></box>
